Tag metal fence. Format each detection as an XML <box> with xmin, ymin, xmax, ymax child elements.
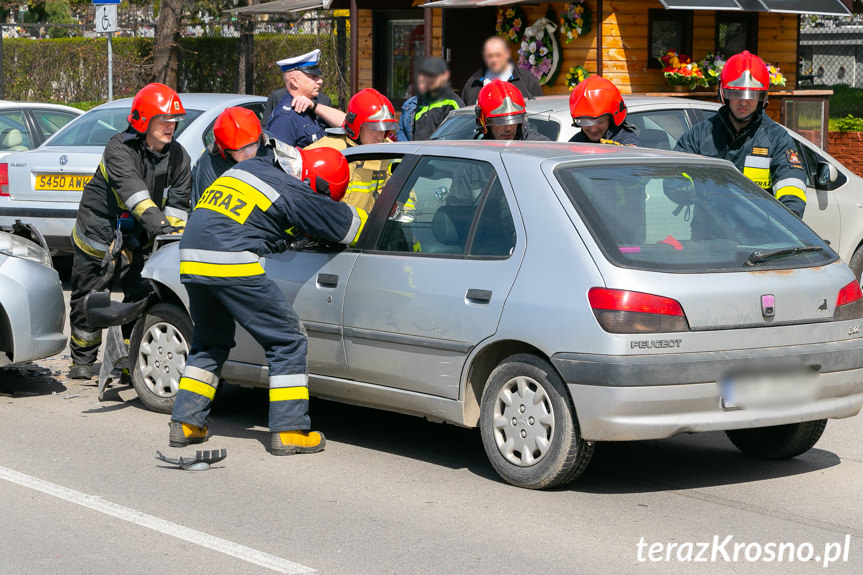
<box><xmin>0</xmin><ymin>8</ymin><xmax>350</xmax><ymax>107</ymax></box>
<box><xmin>799</xmin><ymin>14</ymin><xmax>863</xmax><ymax>118</ymax></box>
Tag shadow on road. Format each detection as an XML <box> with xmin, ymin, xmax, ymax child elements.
<box><xmin>0</xmin><ymin>363</ymin><xmax>66</xmax><ymax>397</ymax></box>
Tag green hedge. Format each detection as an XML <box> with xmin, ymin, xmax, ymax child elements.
<box><xmin>3</xmin><ymin>34</ymin><xmax>345</xmax><ymax>104</ymax></box>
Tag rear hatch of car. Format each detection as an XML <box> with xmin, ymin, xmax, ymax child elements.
<box><xmin>553</xmin><ymin>159</ymin><xmax>863</xmax><ymax>343</ymax></box>
<box><xmin>6</xmin><ymin>146</ymin><xmax>103</xmax><ymax>203</ymax></box>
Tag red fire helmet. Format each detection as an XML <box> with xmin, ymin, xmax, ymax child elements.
<box><xmin>568</xmin><ymin>75</ymin><xmax>627</xmax><ymax>126</ymax></box>
<box><xmin>344</xmin><ymin>88</ymin><xmax>397</xmax><ymax>141</ymax></box>
<box><xmin>299</xmin><ymin>147</ymin><xmax>350</xmax><ymax>202</ymax></box>
<box><xmin>720</xmin><ymin>50</ymin><xmax>770</xmax><ymax>103</ymax></box>
<box><xmin>476</xmin><ymin>80</ymin><xmax>527</xmax><ymax>132</ymax></box>
<box><xmin>127</xmin><ymin>83</ymin><xmax>185</xmax><ymax>133</ymax></box>
<box><xmin>213</xmin><ymin>107</ymin><xmax>262</xmax><ymax>156</ymax></box>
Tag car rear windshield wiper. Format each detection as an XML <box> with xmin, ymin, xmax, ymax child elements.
<box><xmin>745</xmin><ymin>245</ymin><xmax>826</xmax><ymax>266</ymax></box>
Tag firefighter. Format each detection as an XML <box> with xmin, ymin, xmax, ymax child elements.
<box><xmin>475</xmin><ymin>80</ymin><xmax>549</xmax><ymax>141</ymax></box>
<box><xmin>675</xmin><ymin>50</ymin><xmax>807</xmax><ymax>217</ymax></box>
<box><xmin>68</xmin><ymin>83</ymin><xmax>191</xmax><ymax>380</ymax></box>
<box><xmin>305</xmin><ymin>88</ymin><xmax>397</xmax><ymax>213</ymax></box>
<box><xmin>266</xmin><ymin>49</ymin><xmax>346</xmax><ymax>148</ymax></box>
<box><xmin>169</xmin><ymin>141</ymin><xmax>366</xmax><ymax>455</ymax></box>
<box><xmin>191</xmin><ymin>107</ymin><xmax>265</xmax><ymax>205</ymax></box>
<box><xmin>569</xmin><ymin>75</ymin><xmax>640</xmax><ymax>146</ymax></box>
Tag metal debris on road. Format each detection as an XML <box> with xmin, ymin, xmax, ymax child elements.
<box><xmin>155</xmin><ymin>449</ymin><xmax>227</xmax><ymax>471</ymax></box>
<box><xmin>63</xmin><ymin>394</ymin><xmax>80</xmax><ymax>400</ymax></box>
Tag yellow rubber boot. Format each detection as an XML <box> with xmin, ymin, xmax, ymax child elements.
<box><xmin>169</xmin><ymin>421</ymin><xmax>209</xmax><ymax>448</ymax></box>
<box><xmin>271</xmin><ymin>430</ymin><xmax>326</xmax><ymax>455</ymax></box>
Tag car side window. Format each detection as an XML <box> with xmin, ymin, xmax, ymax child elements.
<box><xmin>32</xmin><ymin>110</ymin><xmax>78</xmax><ymax>139</ymax></box>
<box><xmin>0</xmin><ymin>110</ymin><xmax>33</xmax><ymax>151</ymax></box>
<box><xmin>627</xmin><ymin>109</ymin><xmax>690</xmax><ymax>151</ymax></box>
<box><xmin>469</xmin><ymin>177</ymin><xmax>516</xmax><ymax>257</ymax></box>
<box><xmin>375</xmin><ymin>157</ymin><xmax>495</xmax><ymax>255</ymax></box>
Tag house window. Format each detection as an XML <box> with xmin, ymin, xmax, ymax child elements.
<box><xmin>647</xmin><ymin>9</ymin><xmax>693</xmax><ymax>69</ymax></box>
<box><xmin>373</xmin><ymin>11</ymin><xmax>425</xmax><ymax>107</ymax></box>
<box><xmin>715</xmin><ymin>12</ymin><xmax>758</xmax><ymax>57</ymax></box>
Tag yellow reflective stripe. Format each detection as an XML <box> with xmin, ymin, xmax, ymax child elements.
<box><xmin>742</xmin><ymin>166</ymin><xmax>771</xmax><ymax>189</ymax></box>
<box><xmin>179</xmin><ymin>377</ymin><xmax>216</xmax><ymax>400</ymax></box>
<box><xmin>131</xmin><ymin>198</ymin><xmax>158</xmax><ymax>218</ymax></box>
<box><xmin>414</xmin><ymin>99</ymin><xmax>460</xmax><ymax>121</ymax></box>
<box><xmin>348</xmin><ymin>208</ymin><xmax>369</xmax><ymax>246</ymax></box>
<box><xmin>166</xmin><ymin>216</ymin><xmax>186</xmax><ymax>227</ymax></box>
<box><xmin>179</xmin><ymin>261</ymin><xmax>265</xmax><ymax>278</ymax></box>
<box><xmin>269</xmin><ymin>387</ymin><xmax>310</xmax><ymax>402</ymax></box>
<box><xmin>775</xmin><ymin>186</ymin><xmax>807</xmax><ymax>203</ymax></box>
<box><xmin>70</xmin><ymin>332</ymin><xmax>102</xmax><ymax>347</ymax></box>
<box><xmin>71</xmin><ymin>224</ymin><xmax>108</xmax><ymax>259</ymax></box>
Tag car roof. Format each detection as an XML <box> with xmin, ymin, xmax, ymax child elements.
<box><xmin>360</xmin><ymin>139</ymin><xmax>730</xmax><ymax>165</ymax></box>
<box><xmin>0</xmin><ymin>100</ymin><xmax>82</xmax><ymax>113</ymax></box>
<box><xmin>92</xmin><ymin>93</ymin><xmax>267</xmax><ymax>110</ymax></box>
<box><xmin>450</xmin><ymin>94</ymin><xmax>721</xmax><ymax>115</ymax></box>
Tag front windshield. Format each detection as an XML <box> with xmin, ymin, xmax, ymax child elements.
<box><xmin>45</xmin><ymin>107</ymin><xmax>203</xmax><ymax>147</ymax></box>
<box><xmin>430</xmin><ymin>113</ymin><xmax>560</xmax><ymax>141</ymax></box>
<box><xmin>555</xmin><ymin>163</ymin><xmax>835</xmax><ymax>273</ymax></box>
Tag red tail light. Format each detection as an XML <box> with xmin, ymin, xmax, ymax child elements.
<box><xmin>834</xmin><ymin>280</ymin><xmax>863</xmax><ymax>321</ymax></box>
<box><xmin>0</xmin><ymin>164</ymin><xmax>8</xmax><ymax>197</ymax></box>
<box><xmin>588</xmin><ymin>288</ymin><xmax>690</xmax><ymax>334</ymax></box>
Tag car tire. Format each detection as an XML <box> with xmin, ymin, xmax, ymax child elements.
<box><xmin>129</xmin><ymin>302</ymin><xmax>192</xmax><ymax>414</ymax></box>
<box><xmin>479</xmin><ymin>354</ymin><xmax>594</xmax><ymax>489</ymax></box>
<box><xmin>725</xmin><ymin>419</ymin><xmax>827</xmax><ymax>460</ymax></box>
<box><xmin>848</xmin><ymin>245</ymin><xmax>863</xmax><ymax>283</ymax></box>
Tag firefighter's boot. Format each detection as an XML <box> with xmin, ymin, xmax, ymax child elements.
<box><xmin>271</xmin><ymin>431</ymin><xmax>326</xmax><ymax>455</ymax></box>
<box><xmin>169</xmin><ymin>421</ymin><xmax>209</xmax><ymax>448</ymax></box>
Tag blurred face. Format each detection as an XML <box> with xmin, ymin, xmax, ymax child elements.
<box><xmin>359</xmin><ymin>124</ymin><xmax>390</xmax><ymax>145</ymax></box>
<box><xmin>727</xmin><ymin>97</ymin><xmax>759</xmax><ymax>123</ymax></box>
<box><xmin>577</xmin><ymin>116</ymin><xmax>611</xmax><ymax>142</ymax></box>
<box><xmin>416</xmin><ymin>73</ymin><xmax>430</xmax><ymax>95</ymax></box>
<box><xmin>483</xmin><ymin>38</ymin><xmax>510</xmax><ymax>75</ymax></box>
<box><xmin>287</xmin><ymin>70</ymin><xmax>323</xmax><ymax>98</ymax></box>
<box><xmin>145</xmin><ymin>115</ymin><xmax>181</xmax><ymax>150</ymax></box>
<box><xmin>227</xmin><ymin>140</ymin><xmax>260</xmax><ymax>163</ymax></box>
<box><xmin>419</xmin><ymin>72</ymin><xmax>449</xmax><ymax>95</ymax></box>
<box><xmin>489</xmin><ymin>122</ymin><xmax>519</xmax><ymax>140</ymax></box>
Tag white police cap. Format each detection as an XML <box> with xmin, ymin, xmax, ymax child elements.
<box><xmin>277</xmin><ymin>49</ymin><xmax>323</xmax><ymax>75</ymax></box>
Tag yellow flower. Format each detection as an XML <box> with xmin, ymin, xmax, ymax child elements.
<box><xmin>576</xmin><ymin>5</ymin><xmax>584</xmax><ymax>14</ymax></box>
<box><xmin>508</xmin><ymin>29</ymin><xmax>516</xmax><ymax>39</ymax></box>
<box><xmin>506</xmin><ymin>8</ymin><xmax>515</xmax><ymax>17</ymax></box>
<box><xmin>576</xmin><ymin>17</ymin><xmax>583</xmax><ymax>26</ymax></box>
<box><xmin>513</xmin><ymin>18</ymin><xmax>521</xmax><ymax>27</ymax></box>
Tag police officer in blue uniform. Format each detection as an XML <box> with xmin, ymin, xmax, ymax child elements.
<box><xmin>169</xmin><ymin>141</ymin><xmax>365</xmax><ymax>455</ymax></box>
<box><xmin>266</xmin><ymin>50</ymin><xmax>346</xmax><ymax>148</ymax></box>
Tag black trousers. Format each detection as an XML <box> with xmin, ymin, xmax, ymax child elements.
<box><xmin>68</xmin><ymin>246</ymin><xmax>152</xmax><ymax>365</ymax></box>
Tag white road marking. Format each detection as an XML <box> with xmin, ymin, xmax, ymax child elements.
<box><xmin>0</xmin><ymin>465</ymin><xmax>315</xmax><ymax>574</ymax></box>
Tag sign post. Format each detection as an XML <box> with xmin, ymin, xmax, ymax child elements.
<box><xmin>93</xmin><ymin>0</ymin><xmax>119</xmax><ymax>101</ymax></box>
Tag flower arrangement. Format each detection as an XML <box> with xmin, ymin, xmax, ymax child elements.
<box><xmin>559</xmin><ymin>1</ymin><xmax>591</xmax><ymax>44</ymax></box>
<box><xmin>767</xmin><ymin>64</ymin><xmax>786</xmax><ymax>87</ymax></box>
<box><xmin>565</xmin><ymin>65</ymin><xmax>590</xmax><ymax>90</ymax></box>
<box><xmin>699</xmin><ymin>52</ymin><xmax>726</xmax><ymax>86</ymax></box>
<box><xmin>658</xmin><ymin>49</ymin><xmax>709</xmax><ymax>90</ymax></box>
<box><xmin>518</xmin><ymin>17</ymin><xmax>561</xmax><ymax>86</ymax></box>
<box><xmin>496</xmin><ymin>6</ymin><xmax>526</xmax><ymax>44</ymax></box>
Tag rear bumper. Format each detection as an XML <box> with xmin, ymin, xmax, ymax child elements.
<box><xmin>552</xmin><ymin>340</ymin><xmax>863</xmax><ymax>441</ymax></box>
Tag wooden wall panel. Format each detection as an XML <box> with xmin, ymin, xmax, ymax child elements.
<box><xmin>357</xmin><ymin>9</ymin><xmax>373</xmax><ymax>90</ymax></box>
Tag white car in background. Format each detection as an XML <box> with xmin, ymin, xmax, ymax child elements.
<box><xmin>0</xmin><ymin>101</ymin><xmax>81</xmax><ymax>160</ymax></box>
<box><xmin>0</xmin><ymin>94</ymin><xmax>265</xmax><ymax>255</ymax></box>
<box><xmin>434</xmin><ymin>95</ymin><xmax>863</xmax><ymax>279</ymax></box>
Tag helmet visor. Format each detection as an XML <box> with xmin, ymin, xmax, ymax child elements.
<box><xmin>573</xmin><ymin>115</ymin><xmax>609</xmax><ymax>128</ymax></box>
<box><xmin>363</xmin><ymin>120</ymin><xmax>397</xmax><ymax>132</ymax></box>
<box><xmin>156</xmin><ymin>114</ymin><xmax>185</xmax><ymax>123</ymax></box>
<box><xmin>226</xmin><ymin>140</ymin><xmax>260</xmax><ymax>161</ymax></box>
<box><xmin>486</xmin><ymin>113</ymin><xmax>525</xmax><ymax>127</ymax></box>
<box><xmin>721</xmin><ymin>87</ymin><xmax>768</xmax><ymax>102</ymax></box>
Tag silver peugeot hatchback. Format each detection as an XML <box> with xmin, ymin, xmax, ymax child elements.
<box><xmin>131</xmin><ymin>141</ymin><xmax>863</xmax><ymax>489</ymax></box>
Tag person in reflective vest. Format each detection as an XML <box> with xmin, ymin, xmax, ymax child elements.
<box><xmin>675</xmin><ymin>50</ymin><xmax>807</xmax><ymax>218</ymax></box>
<box><xmin>305</xmin><ymin>88</ymin><xmax>398</xmax><ymax>213</ymax></box>
<box><xmin>68</xmin><ymin>83</ymin><xmax>191</xmax><ymax>380</ymax></box>
<box><xmin>474</xmin><ymin>79</ymin><xmax>548</xmax><ymax>141</ymax></box>
<box><xmin>170</xmin><ymin>141</ymin><xmax>365</xmax><ymax>455</ymax></box>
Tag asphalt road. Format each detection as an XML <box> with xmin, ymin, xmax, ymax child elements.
<box><xmin>1</xmin><ymin>299</ymin><xmax>862</xmax><ymax>574</ymax></box>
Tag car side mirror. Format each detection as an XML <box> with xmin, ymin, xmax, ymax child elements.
<box><xmin>816</xmin><ymin>161</ymin><xmax>839</xmax><ymax>187</ymax></box>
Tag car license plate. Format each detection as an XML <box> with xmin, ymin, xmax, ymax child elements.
<box><xmin>720</xmin><ymin>367</ymin><xmax>818</xmax><ymax>410</ymax></box>
<box><xmin>35</xmin><ymin>174</ymin><xmax>92</xmax><ymax>191</ymax></box>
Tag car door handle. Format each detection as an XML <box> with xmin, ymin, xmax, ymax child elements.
<box><xmin>317</xmin><ymin>273</ymin><xmax>339</xmax><ymax>288</ymax></box>
<box><xmin>465</xmin><ymin>289</ymin><xmax>492</xmax><ymax>304</ymax></box>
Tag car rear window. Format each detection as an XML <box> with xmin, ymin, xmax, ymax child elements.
<box><xmin>555</xmin><ymin>163</ymin><xmax>835</xmax><ymax>273</ymax></box>
<box><xmin>430</xmin><ymin>113</ymin><xmax>560</xmax><ymax>141</ymax></box>
<box><xmin>46</xmin><ymin>108</ymin><xmax>203</xmax><ymax>147</ymax></box>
